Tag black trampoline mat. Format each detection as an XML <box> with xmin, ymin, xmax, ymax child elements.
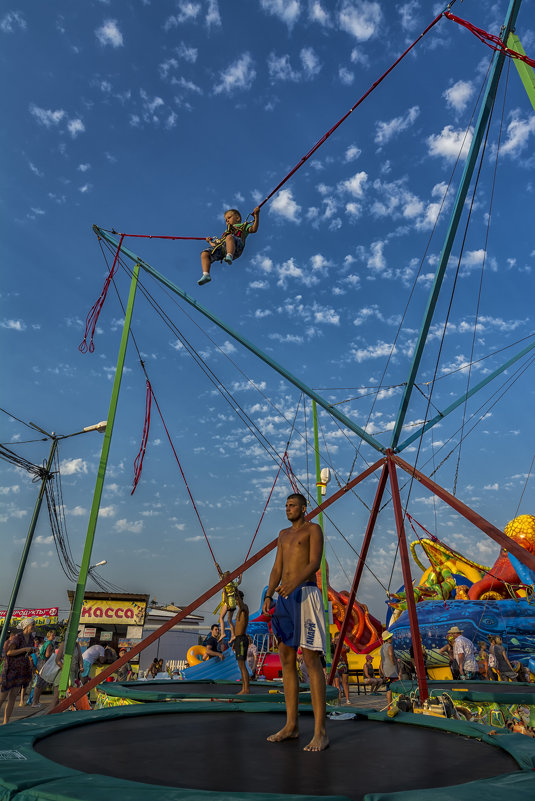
<box><xmin>120</xmin><ymin>680</ymin><xmax>284</xmax><ymax>696</ymax></box>
<box><xmin>35</xmin><ymin>711</ymin><xmax>519</xmax><ymax>799</ymax></box>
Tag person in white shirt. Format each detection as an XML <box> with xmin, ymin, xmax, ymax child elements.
<box><xmin>448</xmin><ymin>626</ymin><xmax>478</xmax><ymax>679</ymax></box>
<box><xmin>80</xmin><ymin>643</ymin><xmax>106</xmax><ymax>684</ymax></box>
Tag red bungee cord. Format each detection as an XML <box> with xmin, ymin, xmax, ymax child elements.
<box><xmin>79</xmin><ymin>234</ymin><xmax>125</xmax><ymax>353</ymax></box>
<box><xmin>444</xmin><ymin>11</ymin><xmax>535</xmax><ymax>68</ymax></box>
<box><xmin>82</xmin><ymin>5</ymin><xmax>450</xmax><ymax>348</ymax></box>
<box><xmin>131</xmin><ymin>379</ymin><xmax>152</xmax><ymax>494</ymax></box>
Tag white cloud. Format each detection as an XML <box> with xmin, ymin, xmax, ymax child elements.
<box><xmin>367</xmin><ymin>240</ymin><xmax>387</xmax><ymax>273</ymax></box>
<box><xmin>28</xmin><ymin>161</ymin><xmax>43</xmax><ymax>177</ymax></box>
<box><xmin>98</xmin><ymin>506</ymin><xmax>116</xmax><ymax>518</ymax></box>
<box><xmin>270</xmin><ymin>188</ymin><xmax>301</xmax><ymax>222</ymax></box>
<box><xmin>500</xmin><ymin>110</ymin><xmax>535</xmax><ymax>158</ymax></box>
<box><xmin>35</xmin><ymin>535</ymin><xmax>54</xmax><ymax>544</ymax></box>
<box><xmin>443</xmin><ymin>80</ymin><xmax>474</xmax><ymax>114</ymax></box>
<box><xmin>205</xmin><ymin>0</ymin><xmax>221</xmax><ymax>27</ymax></box>
<box><xmin>268</xmin><ymin>52</ymin><xmax>299</xmax><ymax>82</ymax></box>
<box><xmin>29</xmin><ymin>105</ymin><xmax>65</xmax><ymax>128</ymax></box>
<box><xmin>353</xmin><ymin>305</ymin><xmax>384</xmax><ymax>326</ymax></box>
<box><xmin>309</xmin><ymin>2</ymin><xmax>331</xmax><ymax>27</ymax></box>
<box><xmin>67</xmin><ymin>119</ymin><xmax>85</xmax><ymax>138</ymax></box>
<box><xmin>260</xmin><ymin>0</ymin><xmax>301</xmax><ymax>28</ymax></box>
<box><xmin>427</xmin><ymin>125</ymin><xmax>473</xmax><ymax>161</ymax></box>
<box><xmin>0</xmin><ymin>11</ymin><xmax>26</xmax><ymax>33</ymax></box>
<box><xmin>214</xmin><ymin>53</ymin><xmax>256</xmax><ymax>95</ymax></box>
<box><xmin>339</xmin><ymin>170</ymin><xmax>368</xmax><ymax>197</ymax></box>
<box><xmin>344</xmin><ymin>145</ymin><xmax>361</xmax><ymax>162</ymax></box>
<box><xmin>338</xmin><ymin>0</ymin><xmax>382</xmax><ymax>41</ymax></box>
<box><xmin>314</xmin><ymin>307</ymin><xmax>340</xmax><ymax>325</ymax></box>
<box><xmin>0</xmin><ymin>319</ymin><xmax>27</xmax><ymax>331</ymax></box>
<box><xmin>0</xmin><ymin>486</ymin><xmax>20</xmax><ymax>495</ymax></box>
<box><xmin>114</xmin><ymin>518</ymin><xmax>144</xmax><ymax>534</ymax></box>
<box><xmin>219</xmin><ymin>340</ymin><xmax>237</xmax><ymax>355</ymax></box>
<box><xmin>176</xmin><ymin>42</ymin><xmax>198</xmax><ymax>62</ymax></box>
<box><xmin>164</xmin><ymin>5</ymin><xmax>200</xmax><ymax>29</ymax></box>
<box><xmin>60</xmin><ymin>458</ymin><xmax>88</xmax><ymax>476</ymax></box>
<box><xmin>375</xmin><ymin>106</ymin><xmax>419</xmax><ymax>146</ymax></box>
<box><xmin>398</xmin><ymin>1</ymin><xmax>419</xmax><ymax>32</ymax></box>
<box><xmin>339</xmin><ymin>67</ymin><xmax>354</xmax><ymax>85</ymax></box>
<box><xmin>300</xmin><ymin>47</ymin><xmax>321</xmax><ymax>79</ymax></box>
<box><xmin>95</xmin><ymin>19</ymin><xmax>123</xmax><ymax>47</ymax></box>
<box><xmin>70</xmin><ymin>506</ymin><xmax>87</xmax><ymax>516</ymax></box>
<box><xmin>351</xmin><ymin>340</ymin><xmax>396</xmax><ymax>362</ymax></box>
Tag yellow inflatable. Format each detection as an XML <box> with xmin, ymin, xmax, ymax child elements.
<box><xmin>186</xmin><ymin>645</ymin><xmax>208</xmax><ymax>666</ymax></box>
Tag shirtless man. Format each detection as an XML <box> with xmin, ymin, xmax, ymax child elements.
<box><xmin>262</xmin><ymin>493</ymin><xmax>328</xmax><ymax>752</ymax></box>
<box><xmin>233</xmin><ymin>590</ymin><xmax>250</xmax><ymax>694</ymax></box>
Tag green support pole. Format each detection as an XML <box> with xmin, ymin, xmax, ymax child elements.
<box><xmin>0</xmin><ymin>438</ymin><xmax>57</xmax><ymax>656</ymax></box>
<box><xmin>390</xmin><ymin>0</ymin><xmax>523</xmax><ymax>451</ymax></box>
<box><xmin>58</xmin><ymin>263</ymin><xmax>140</xmax><ymax>696</ymax></box>
<box><xmin>508</xmin><ymin>33</ymin><xmax>535</xmax><ymax>112</ymax></box>
<box><xmin>312</xmin><ymin>401</ymin><xmax>331</xmax><ymax>668</ymax></box>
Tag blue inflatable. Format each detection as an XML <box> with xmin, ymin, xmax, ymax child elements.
<box><xmin>390</xmin><ymin>599</ymin><xmax>535</xmax><ymax>664</ymax></box>
<box><xmin>181</xmin><ymin>646</ymin><xmax>251</xmax><ymax>681</ymax></box>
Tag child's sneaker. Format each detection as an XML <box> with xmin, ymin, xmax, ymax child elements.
<box><xmin>198</xmin><ymin>274</ymin><xmax>212</xmax><ymax>286</ymax></box>
<box><xmin>223</xmin><ymin>254</ymin><xmax>233</xmax><ymax>265</ymax></box>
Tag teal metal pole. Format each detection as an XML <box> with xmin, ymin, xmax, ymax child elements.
<box><xmin>396</xmin><ymin>338</ymin><xmax>535</xmax><ymax>452</ymax></box>
<box><xmin>93</xmin><ymin>226</ymin><xmax>386</xmax><ymax>455</ymax></box>
<box><xmin>312</xmin><ymin>401</ymin><xmax>331</xmax><ymax>668</ymax></box>
<box><xmin>390</xmin><ymin>0</ymin><xmax>523</xmax><ymax>451</ymax></box>
<box><xmin>58</xmin><ymin>263</ymin><xmax>140</xmax><ymax>696</ymax></box>
<box><xmin>0</xmin><ymin>438</ymin><xmax>58</xmax><ymax>655</ymax></box>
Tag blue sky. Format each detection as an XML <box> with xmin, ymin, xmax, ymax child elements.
<box><xmin>2</xmin><ymin>0</ymin><xmax>534</xmax><ymax>625</ymax></box>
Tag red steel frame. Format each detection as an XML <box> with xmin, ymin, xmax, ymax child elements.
<box><xmin>53</xmin><ymin>451</ymin><xmax>535</xmax><ymax>712</ymax></box>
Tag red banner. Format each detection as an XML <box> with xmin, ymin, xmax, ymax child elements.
<box><xmin>0</xmin><ymin>607</ymin><xmax>59</xmax><ymax>625</ymax></box>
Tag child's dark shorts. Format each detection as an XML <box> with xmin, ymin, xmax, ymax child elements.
<box><xmin>233</xmin><ymin>634</ymin><xmax>249</xmax><ymax>661</ymax></box>
<box><xmin>203</xmin><ymin>235</ymin><xmax>245</xmax><ymax>264</ymax></box>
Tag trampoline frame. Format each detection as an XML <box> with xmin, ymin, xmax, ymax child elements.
<box><xmin>96</xmin><ymin>678</ymin><xmax>339</xmax><ymax>705</ymax></box>
<box><xmin>2</xmin><ymin>702</ymin><xmax>535</xmax><ymax>801</ymax></box>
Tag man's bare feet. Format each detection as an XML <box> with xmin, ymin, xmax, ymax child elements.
<box><xmin>236</xmin><ymin>689</ymin><xmax>250</xmax><ymax>695</ymax></box>
<box><xmin>267</xmin><ymin>725</ymin><xmax>299</xmax><ymax>743</ymax></box>
<box><xmin>304</xmin><ymin>733</ymin><xmax>329</xmax><ymax>752</ymax></box>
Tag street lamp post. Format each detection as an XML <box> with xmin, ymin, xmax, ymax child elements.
<box><xmin>0</xmin><ymin>421</ymin><xmax>107</xmax><ymax>656</ymax></box>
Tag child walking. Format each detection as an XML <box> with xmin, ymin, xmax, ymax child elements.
<box><xmin>198</xmin><ymin>206</ymin><xmax>260</xmax><ymax>286</ymax></box>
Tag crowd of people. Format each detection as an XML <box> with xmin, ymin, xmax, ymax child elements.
<box><xmin>0</xmin><ymin>618</ymin><xmax>133</xmax><ymax>724</ymax></box>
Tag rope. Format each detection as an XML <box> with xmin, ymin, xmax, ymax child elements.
<box><xmin>103</xmin><ymin>229</ymin><xmax>206</xmax><ymax>241</ymax></box>
<box><xmin>149</xmin><ymin>383</ymin><xmax>220</xmax><ymax>569</ymax></box>
<box><xmin>79</xmin><ymin>233</ymin><xmax>124</xmax><ymax>354</ymax></box>
<box><xmin>514</xmin><ymin>453</ymin><xmax>535</xmax><ymax>519</ymax></box>
<box><xmin>445</xmin><ymin>11</ymin><xmax>535</xmax><ymax>68</ymax></box>
<box><xmin>98</xmin><ymin>250</ymin><xmax>220</xmax><ymax>570</ymax></box>
<box><xmin>256</xmin><ymin>8</ymin><xmax>447</xmax><ymax>212</ymax></box>
<box><xmin>131</xmin><ymin>379</ymin><xmax>152</xmax><ymax>495</ymax></box>
<box><xmin>244</xmin><ymin>397</ymin><xmax>301</xmax><ymax>561</ymax></box>
<box><xmin>453</xmin><ymin>58</ymin><xmax>509</xmax><ymax>496</ymax></box>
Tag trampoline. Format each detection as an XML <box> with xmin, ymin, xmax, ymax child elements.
<box><xmin>3</xmin><ymin>702</ymin><xmax>535</xmax><ymax>801</ymax></box>
<box><xmin>96</xmin><ymin>678</ymin><xmax>338</xmax><ymax>705</ymax></box>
